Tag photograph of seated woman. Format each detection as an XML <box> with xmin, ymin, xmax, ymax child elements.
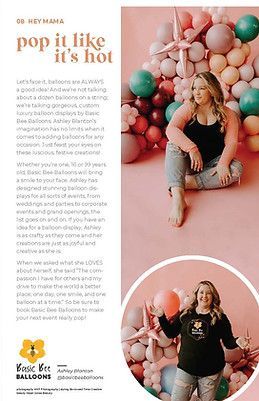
<box><xmin>150</xmin><ymin>281</ymin><xmax>249</xmax><ymax>401</ymax></box>
<box><xmin>165</xmin><ymin>71</ymin><xmax>243</xmax><ymax>227</ymax></box>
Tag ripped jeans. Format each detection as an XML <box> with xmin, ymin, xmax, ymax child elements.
<box><xmin>165</xmin><ymin>142</ymin><xmax>243</xmax><ymax>190</ymax></box>
<box><xmin>172</xmin><ymin>368</ymin><xmax>223</xmax><ymax>401</ymax></box>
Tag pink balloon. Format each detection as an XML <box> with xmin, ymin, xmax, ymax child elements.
<box><xmin>192</xmin><ymin>11</ymin><xmax>212</xmax><ymax>32</ymax></box>
<box><xmin>178</xmin><ymin>11</ymin><xmax>193</xmax><ymax>30</ymax></box>
<box><xmin>206</xmin><ymin>24</ymin><xmax>234</xmax><ymax>54</ymax></box>
<box><xmin>151</xmin><ymin>372</ymin><xmax>161</xmax><ymax>384</ymax></box>
<box><xmin>143</xmin><ymin>378</ymin><xmax>152</xmax><ymax>387</ymax></box>
<box><xmin>160</xmin><ymin>58</ymin><xmax>177</xmax><ymax>78</ymax></box>
<box><xmin>157</xmin><ymin>331</ymin><xmax>173</xmax><ymax>348</ymax></box>
<box><xmin>181</xmin><ymin>78</ymin><xmax>191</xmax><ymax>88</ymax></box>
<box><xmin>157</xmin><ymin>22</ymin><xmax>173</xmax><ymax>44</ymax></box>
<box><xmin>176</xmin><ymin>60</ymin><xmax>194</xmax><ymax>78</ymax></box>
<box><xmin>212</xmin><ymin>13</ymin><xmax>221</xmax><ymax>24</ymax></box>
<box><xmin>121</xmin><ymin>121</ymin><xmax>129</xmax><ymax>132</ymax></box>
<box><xmin>249</xmin><ymin>77</ymin><xmax>259</xmax><ymax>89</ymax></box>
<box><xmin>143</xmin><ymin>361</ymin><xmax>151</xmax><ymax>369</ymax></box>
<box><xmin>127</xmin><ymin>306</ymin><xmax>143</xmax><ymax>329</ymax></box>
<box><xmin>173</xmin><ymin>76</ymin><xmax>182</xmax><ymax>85</ymax></box>
<box><xmin>238</xmin><ymin>65</ymin><xmax>254</xmax><ymax>82</ymax></box>
<box><xmin>230</xmin><ymin>373</ymin><xmax>240</xmax><ymax>383</ymax></box>
<box><xmin>163</xmin><ymin>344</ymin><xmax>178</xmax><ymax>359</ymax></box>
<box><xmin>121</xmin><ymin>134</ymin><xmax>141</xmax><ymax>164</ymax></box>
<box><xmin>226</xmin><ymin>101</ymin><xmax>241</xmax><ymax>116</ymax></box>
<box><xmin>174</xmin><ymin>94</ymin><xmax>184</xmax><ymax>102</ymax></box>
<box><xmin>252</xmin><ymin>55</ymin><xmax>259</xmax><ymax>77</ymax></box>
<box><xmin>168</xmin><ymin>50</ymin><xmax>180</xmax><ymax>61</ymax></box>
<box><xmin>144</xmin><ymin>368</ymin><xmax>153</xmax><ymax>378</ymax></box>
<box><xmin>121</xmin><ymin>326</ymin><xmax>138</xmax><ymax>344</ymax></box>
<box><xmin>160</xmin><ymin>393</ymin><xmax>171</xmax><ymax>401</ymax></box>
<box><xmin>153</xmin><ymin>289</ymin><xmax>180</xmax><ymax>317</ymax></box>
<box><xmin>182</xmin><ymin>89</ymin><xmax>192</xmax><ymax>100</ymax></box>
<box><xmin>130</xmin><ymin>342</ymin><xmax>146</xmax><ymax>361</ymax></box>
<box><xmin>233</xmin><ymin>38</ymin><xmax>242</xmax><ymax>48</ymax></box>
<box><xmin>194</xmin><ymin>59</ymin><xmax>209</xmax><ymax>74</ymax></box>
<box><xmin>150</xmin><ymin>362</ymin><xmax>159</xmax><ymax>371</ymax></box>
<box><xmin>152</xmin><ymin>384</ymin><xmax>162</xmax><ymax>393</ymax></box>
<box><xmin>146</xmin><ymin>345</ymin><xmax>163</xmax><ymax>362</ymax></box>
<box><xmin>150</xmin><ymin>42</ymin><xmax>168</xmax><ymax>61</ymax></box>
<box><xmin>231</xmin><ymin>81</ymin><xmax>250</xmax><ymax>99</ymax></box>
<box><xmin>188</xmin><ymin>42</ymin><xmax>205</xmax><ymax>62</ymax></box>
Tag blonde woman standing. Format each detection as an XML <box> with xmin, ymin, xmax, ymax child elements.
<box><xmin>150</xmin><ymin>281</ymin><xmax>249</xmax><ymax>401</ymax></box>
<box><xmin>165</xmin><ymin>72</ymin><xmax>243</xmax><ymax>227</ymax></box>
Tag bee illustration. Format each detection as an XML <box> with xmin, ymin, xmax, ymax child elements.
<box><xmin>30</xmin><ymin>345</ymin><xmax>36</xmax><ymax>357</ymax></box>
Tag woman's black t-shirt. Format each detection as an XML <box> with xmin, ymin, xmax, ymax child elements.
<box><xmin>159</xmin><ymin>310</ymin><xmax>237</xmax><ymax>377</ymax></box>
<box><xmin>184</xmin><ymin>118</ymin><xmax>225</xmax><ymax>164</ymax></box>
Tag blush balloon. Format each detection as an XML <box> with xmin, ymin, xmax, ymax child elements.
<box><xmin>252</xmin><ymin>55</ymin><xmax>259</xmax><ymax>77</ymax></box>
<box><xmin>153</xmin><ymin>290</ymin><xmax>180</xmax><ymax>317</ymax></box>
<box><xmin>226</xmin><ymin>48</ymin><xmax>246</xmax><ymax>68</ymax></box>
<box><xmin>176</xmin><ymin>60</ymin><xmax>194</xmax><ymax>78</ymax></box>
<box><xmin>160</xmin><ymin>58</ymin><xmax>177</xmax><ymax>78</ymax></box>
<box><xmin>157</xmin><ymin>22</ymin><xmax>173</xmax><ymax>44</ymax></box>
<box><xmin>188</xmin><ymin>42</ymin><xmax>205</xmax><ymax>62</ymax></box>
<box><xmin>121</xmin><ymin>134</ymin><xmax>141</xmax><ymax>164</ymax></box>
<box><xmin>238</xmin><ymin>64</ymin><xmax>254</xmax><ymax>82</ymax></box>
<box><xmin>195</xmin><ymin>59</ymin><xmax>209</xmax><ymax>74</ymax></box>
<box><xmin>206</xmin><ymin>24</ymin><xmax>234</xmax><ymax>54</ymax></box>
<box><xmin>178</xmin><ymin>11</ymin><xmax>193</xmax><ymax>30</ymax></box>
<box><xmin>192</xmin><ymin>11</ymin><xmax>212</xmax><ymax>32</ymax></box>
<box><xmin>231</xmin><ymin>81</ymin><xmax>250</xmax><ymax>99</ymax></box>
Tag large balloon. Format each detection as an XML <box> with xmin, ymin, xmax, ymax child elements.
<box><xmin>215</xmin><ymin>377</ymin><xmax>229</xmax><ymax>401</ymax></box>
<box><xmin>121</xmin><ymin>134</ymin><xmax>141</xmax><ymax>163</ymax></box>
<box><xmin>127</xmin><ymin>307</ymin><xmax>143</xmax><ymax>329</ymax></box>
<box><xmin>239</xmin><ymin>88</ymin><xmax>259</xmax><ymax>116</ymax></box>
<box><xmin>153</xmin><ymin>289</ymin><xmax>180</xmax><ymax>317</ymax></box>
<box><xmin>165</xmin><ymin>101</ymin><xmax>183</xmax><ymax>122</ymax></box>
<box><xmin>160</xmin><ymin>364</ymin><xmax>177</xmax><ymax>394</ymax></box>
<box><xmin>206</xmin><ymin>24</ymin><xmax>234</xmax><ymax>54</ymax></box>
<box><xmin>235</xmin><ymin>14</ymin><xmax>259</xmax><ymax>43</ymax></box>
<box><xmin>129</xmin><ymin>70</ymin><xmax>156</xmax><ymax>97</ymax></box>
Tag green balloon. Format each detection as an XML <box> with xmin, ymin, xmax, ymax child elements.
<box><xmin>129</xmin><ymin>70</ymin><xmax>156</xmax><ymax>98</ymax></box>
<box><xmin>165</xmin><ymin>101</ymin><xmax>183</xmax><ymax>122</ymax></box>
<box><xmin>144</xmin><ymin>386</ymin><xmax>158</xmax><ymax>398</ymax></box>
<box><xmin>239</xmin><ymin>88</ymin><xmax>259</xmax><ymax>116</ymax></box>
<box><xmin>215</xmin><ymin>377</ymin><xmax>229</xmax><ymax>401</ymax></box>
<box><xmin>235</xmin><ymin>14</ymin><xmax>259</xmax><ymax>42</ymax></box>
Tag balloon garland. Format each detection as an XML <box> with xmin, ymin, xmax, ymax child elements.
<box><xmin>121</xmin><ymin>287</ymin><xmax>259</xmax><ymax>400</ymax></box>
<box><xmin>121</xmin><ymin>7</ymin><xmax>259</xmax><ymax>163</ymax></box>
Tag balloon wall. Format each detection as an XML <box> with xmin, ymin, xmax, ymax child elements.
<box><xmin>121</xmin><ymin>7</ymin><xmax>259</xmax><ymax>163</ymax></box>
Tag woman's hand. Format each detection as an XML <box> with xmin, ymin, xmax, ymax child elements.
<box><xmin>189</xmin><ymin>149</ymin><xmax>203</xmax><ymax>172</ymax></box>
<box><xmin>211</xmin><ymin>165</ymin><xmax>232</xmax><ymax>186</ymax></box>
<box><xmin>149</xmin><ymin>304</ymin><xmax>164</xmax><ymax>318</ymax></box>
<box><xmin>236</xmin><ymin>336</ymin><xmax>250</xmax><ymax>351</ymax></box>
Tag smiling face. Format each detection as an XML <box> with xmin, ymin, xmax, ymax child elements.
<box><xmin>196</xmin><ymin>284</ymin><xmax>213</xmax><ymax>310</ymax></box>
<box><xmin>192</xmin><ymin>77</ymin><xmax>212</xmax><ymax>106</ymax></box>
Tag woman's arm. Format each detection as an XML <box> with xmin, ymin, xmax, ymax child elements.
<box><xmin>166</xmin><ymin>103</ymin><xmax>198</xmax><ymax>153</ymax></box>
<box><xmin>220</xmin><ymin>314</ymin><xmax>238</xmax><ymax>349</ymax></box>
<box><xmin>158</xmin><ymin>313</ymin><xmax>182</xmax><ymax>339</ymax></box>
<box><xmin>217</xmin><ymin>107</ymin><xmax>239</xmax><ymax>167</ymax></box>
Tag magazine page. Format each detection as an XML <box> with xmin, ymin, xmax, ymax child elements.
<box><xmin>0</xmin><ymin>0</ymin><xmax>258</xmax><ymax>401</ymax></box>
<box><xmin>0</xmin><ymin>0</ymin><xmax>122</xmax><ymax>399</ymax></box>
<box><xmin>120</xmin><ymin>2</ymin><xmax>259</xmax><ymax>401</ymax></box>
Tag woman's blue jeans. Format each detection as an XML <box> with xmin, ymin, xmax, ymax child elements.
<box><xmin>172</xmin><ymin>368</ymin><xmax>223</xmax><ymax>401</ymax></box>
<box><xmin>165</xmin><ymin>142</ymin><xmax>243</xmax><ymax>190</ymax></box>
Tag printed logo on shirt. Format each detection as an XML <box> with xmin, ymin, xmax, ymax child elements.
<box><xmin>187</xmin><ymin>319</ymin><xmax>209</xmax><ymax>341</ymax></box>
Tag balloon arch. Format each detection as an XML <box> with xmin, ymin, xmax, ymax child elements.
<box><xmin>121</xmin><ymin>7</ymin><xmax>259</xmax><ymax>163</ymax></box>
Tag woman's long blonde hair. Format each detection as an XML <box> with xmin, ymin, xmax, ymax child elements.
<box><xmin>189</xmin><ymin>71</ymin><xmax>227</xmax><ymax>133</ymax></box>
<box><xmin>180</xmin><ymin>280</ymin><xmax>224</xmax><ymax>325</ymax></box>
